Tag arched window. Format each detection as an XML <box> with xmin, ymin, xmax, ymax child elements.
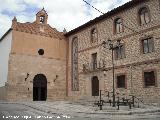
<box><xmin>114</xmin><ymin>18</ymin><xmax>123</xmax><ymax>33</ymax></box>
<box><xmin>139</xmin><ymin>7</ymin><xmax>150</xmax><ymax>25</ymax></box>
<box><xmin>91</xmin><ymin>28</ymin><xmax>97</xmax><ymax>43</ymax></box>
<box><xmin>71</xmin><ymin>37</ymin><xmax>79</xmax><ymax>91</ymax></box>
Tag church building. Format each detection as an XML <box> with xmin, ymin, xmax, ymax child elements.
<box><xmin>0</xmin><ymin>8</ymin><xmax>67</xmax><ymax>101</ymax></box>
<box><xmin>0</xmin><ymin>0</ymin><xmax>160</xmax><ymax>104</ymax></box>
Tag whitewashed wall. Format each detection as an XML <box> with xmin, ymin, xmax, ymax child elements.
<box><xmin>0</xmin><ymin>31</ymin><xmax>12</xmax><ymax>87</ymax></box>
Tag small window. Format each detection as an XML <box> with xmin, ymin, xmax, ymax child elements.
<box><xmin>40</xmin><ymin>16</ymin><xmax>45</xmax><ymax>23</ymax></box>
<box><xmin>115</xmin><ymin>44</ymin><xmax>125</xmax><ymax>59</ymax></box>
<box><xmin>82</xmin><ymin>64</ymin><xmax>86</xmax><ymax>71</ymax></box>
<box><xmin>139</xmin><ymin>7</ymin><xmax>150</xmax><ymax>25</ymax></box>
<box><xmin>115</xmin><ymin>18</ymin><xmax>123</xmax><ymax>33</ymax></box>
<box><xmin>142</xmin><ymin>37</ymin><xmax>154</xmax><ymax>54</ymax></box>
<box><xmin>91</xmin><ymin>28</ymin><xmax>97</xmax><ymax>43</ymax></box>
<box><xmin>117</xmin><ymin>75</ymin><xmax>126</xmax><ymax>88</ymax></box>
<box><xmin>144</xmin><ymin>71</ymin><xmax>156</xmax><ymax>87</ymax></box>
<box><xmin>38</xmin><ymin>49</ymin><xmax>44</xmax><ymax>55</ymax></box>
<box><xmin>91</xmin><ymin>53</ymin><xmax>97</xmax><ymax>70</ymax></box>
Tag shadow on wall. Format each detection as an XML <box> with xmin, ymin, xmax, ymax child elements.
<box><xmin>0</xmin><ymin>86</ymin><xmax>6</xmax><ymax>101</ymax></box>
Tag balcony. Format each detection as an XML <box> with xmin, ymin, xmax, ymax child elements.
<box><xmin>82</xmin><ymin>60</ymin><xmax>106</xmax><ymax>73</ymax></box>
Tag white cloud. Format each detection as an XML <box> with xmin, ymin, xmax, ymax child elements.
<box><xmin>0</xmin><ymin>0</ymin><xmax>26</xmax><ymax>13</ymax></box>
<box><xmin>89</xmin><ymin>0</ymin><xmax>132</xmax><ymax>18</ymax></box>
<box><xmin>40</xmin><ymin>0</ymin><xmax>90</xmax><ymax>31</ymax></box>
<box><xmin>0</xmin><ymin>0</ymin><xmax>130</xmax><ymax>38</ymax></box>
<box><xmin>0</xmin><ymin>13</ymin><xmax>12</xmax><ymax>38</ymax></box>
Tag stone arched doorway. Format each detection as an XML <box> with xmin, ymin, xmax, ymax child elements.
<box><xmin>91</xmin><ymin>76</ymin><xmax>99</xmax><ymax>96</ymax></box>
<box><xmin>33</xmin><ymin>74</ymin><xmax>47</xmax><ymax>101</ymax></box>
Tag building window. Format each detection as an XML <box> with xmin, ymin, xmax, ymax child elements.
<box><xmin>115</xmin><ymin>44</ymin><xmax>125</xmax><ymax>59</ymax></box>
<box><xmin>40</xmin><ymin>16</ymin><xmax>45</xmax><ymax>23</ymax></box>
<box><xmin>139</xmin><ymin>7</ymin><xmax>150</xmax><ymax>25</ymax></box>
<box><xmin>142</xmin><ymin>37</ymin><xmax>154</xmax><ymax>54</ymax></box>
<box><xmin>38</xmin><ymin>49</ymin><xmax>44</xmax><ymax>55</ymax></box>
<box><xmin>82</xmin><ymin>64</ymin><xmax>86</xmax><ymax>72</ymax></box>
<box><xmin>71</xmin><ymin>37</ymin><xmax>79</xmax><ymax>91</ymax></box>
<box><xmin>117</xmin><ymin>75</ymin><xmax>126</xmax><ymax>88</ymax></box>
<box><xmin>114</xmin><ymin>18</ymin><xmax>123</xmax><ymax>33</ymax></box>
<box><xmin>91</xmin><ymin>28</ymin><xmax>97</xmax><ymax>43</ymax></box>
<box><xmin>144</xmin><ymin>71</ymin><xmax>156</xmax><ymax>87</ymax></box>
<box><xmin>91</xmin><ymin>53</ymin><xmax>97</xmax><ymax>70</ymax></box>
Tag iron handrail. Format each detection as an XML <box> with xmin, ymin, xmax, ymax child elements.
<box><xmin>94</xmin><ymin>90</ymin><xmax>147</xmax><ymax>110</ymax></box>
<box><xmin>129</xmin><ymin>95</ymin><xmax>144</xmax><ymax>103</ymax></box>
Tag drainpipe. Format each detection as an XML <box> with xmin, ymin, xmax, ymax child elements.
<box><xmin>130</xmin><ymin>66</ymin><xmax>133</xmax><ymax>95</ymax></box>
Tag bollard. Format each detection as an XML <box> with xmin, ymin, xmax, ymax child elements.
<box><xmin>132</xmin><ymin>96</ymin><xmax>135</xmax><ymax>107</ymax></box>
<box><xmin>138</xmin><ymin>102</ymin><xmax>140</xmax><ymax>108</ymax></box>
<box><xmin>99</xmin><ymin>90</ymin><xmax>103</xmax><ymax>110</ymax></box>
<box><xmin>117</xmin><ymin>97</ymin><xmax>120</xmax><ymax>110</ymax></box>
<box><xmin>108</xmin><ymin>91</ymin><xmax>110</xmax><ymax>98</ymax></box>
<box><xmin>100</xmin><ymin>104</ymin><xmax>102</xmax><ymax>110</ymax></box>
<box><xmin>129</xmin><ymin>102</ymin><xmax>132</xmax><ymax>109</ymax></box>
<box><xmin>109</xmin><ymin>100</ymin><xmax>112</xmax><ymax>106</ymax></box>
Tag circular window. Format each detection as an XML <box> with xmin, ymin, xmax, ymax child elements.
<box><xmin>38</xmin><ymin>49</ymin><xmax>44</xmax><ymax>55</ymax></box>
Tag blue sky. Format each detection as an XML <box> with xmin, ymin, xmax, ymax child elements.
<box><xmin>0</xmin><ymin>0</ymin><xmax>131</xmax><ymax>38</ymax></box>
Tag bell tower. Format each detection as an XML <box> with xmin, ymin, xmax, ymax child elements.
<box><xmin>36</xmin><ymin>8</ymin><xmax>48</xmax><ymax>24</ymax></box>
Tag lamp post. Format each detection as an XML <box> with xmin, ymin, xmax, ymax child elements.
<box><xmin>102</xmin><ymin>39</ymin><xmax>121</xmax><ymax>107</ymax></box>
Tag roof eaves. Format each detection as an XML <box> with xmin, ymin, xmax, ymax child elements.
<box><xmin>0</xmin><ymin>28</ymin><xmax>12</xmax><ymax>42</ymax></box>
<box><xmin>65</xmin><ymin>0</ymin><xmax>146</xmax><ymax>37</ymax></box>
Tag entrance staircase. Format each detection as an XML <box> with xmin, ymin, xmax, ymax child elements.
<box><xmin>75</xmin><ymin>91</ymin><xmax>145</xmax><ymax>111</ymax></box>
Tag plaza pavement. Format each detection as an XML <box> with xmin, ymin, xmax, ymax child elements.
<box><xmin>0</xmin><ymin>101</ymin><xmax>160</xmax><ymax>120</ymax></box>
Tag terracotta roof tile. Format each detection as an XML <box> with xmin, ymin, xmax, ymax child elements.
<box><xmin>12</xmin><ymin>21</ymin><xmax>65</xmax><ymax>39</ymax></box>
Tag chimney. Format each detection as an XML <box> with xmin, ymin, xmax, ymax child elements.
<box><xmin>12</xmin><ymin>16</ymin><xmax>17</xmax><ymax>28</ymax></box>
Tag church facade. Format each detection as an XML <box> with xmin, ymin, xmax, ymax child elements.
<box><xmin>0</xmin><ymin>9</ymin><xmax>67</xmax><ymax>101</ymax></box>
<box><xmin>0</xmin><ymin>0</ymin><xmax>160</xmax><ymax>103</ymax></box>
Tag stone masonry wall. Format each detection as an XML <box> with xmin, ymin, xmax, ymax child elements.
<box><xmin>7</xmin><ymin>54</ymin><xmax>66</xmax><ymax>101</ymax></box>
<box><xmin>7</xmin><ymin>27</ymin><xmax>67</xmax><ymax>101</ymax></box>
<box><xmin>67</xmin><ymin>0</ymin><xmax>160</xmax><ymax>103</ymax></box>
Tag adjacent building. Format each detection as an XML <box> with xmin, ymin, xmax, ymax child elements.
<box><xmin>66</xmin><ymin>0</ymin><xmax>160</xmax><ymax>103</ymax></box>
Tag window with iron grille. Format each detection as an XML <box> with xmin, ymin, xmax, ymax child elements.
<box><xmin>144</xmin><ymin>71</ymin><xmax>156</xmax><ymax>87</ymax></box>
<box><xmin>139</xmin><ymin>7</ymin><xmax>150</xmax><ymax>25</ymax></box>
<box><xmin>142</xmin><ymin>37</ymin><xmax>154</xmax><ymax>54</ymax></box>
<box><xmin>91</xmin><ymin>28</ymin><xmax>97</xmax><ymax>43</ymax></box>
<box><xmin>115</xmin><ymin>45</ymin><xmax>125</xmax><ymax>59</ymax></box>
<box><xmin>117</xmin><ymin>75</ymin><xmax>126</xmax><ymax>88</ymax></box>
<box><xmin>115</xmin><ymin>18</ymin><xmax>123</xmax><ymax>33</ymax></box>
<box><xmin>71</xmin><ymin>37</ymin><xmax>79</xmax><ymax>91</ymax></box>
<box><xmin>91</xmin><ymin>53</ymin><xmax>97</xmax><ymax>70</ymax></box>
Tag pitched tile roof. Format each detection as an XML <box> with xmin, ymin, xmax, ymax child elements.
<box><xmin>12</xmin><ymin>21</ymin><xmax>65</xmax><ymax>39</ymax></box>
<box><xmin>0</xmin><ymin>28</ymin><xmax>12</xmax><ymax>41</ymax></box>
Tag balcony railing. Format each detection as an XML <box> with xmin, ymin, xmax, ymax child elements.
<box><xmin>82</xmin><ymin>60</ymin><xmax>106</xmax><ymax>73</ymax></box>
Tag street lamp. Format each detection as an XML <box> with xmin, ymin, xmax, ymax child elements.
<box><xmin>102</xmin><ymin>39</ymin><xmax>122</xmax><ymax>107</ymax></box>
